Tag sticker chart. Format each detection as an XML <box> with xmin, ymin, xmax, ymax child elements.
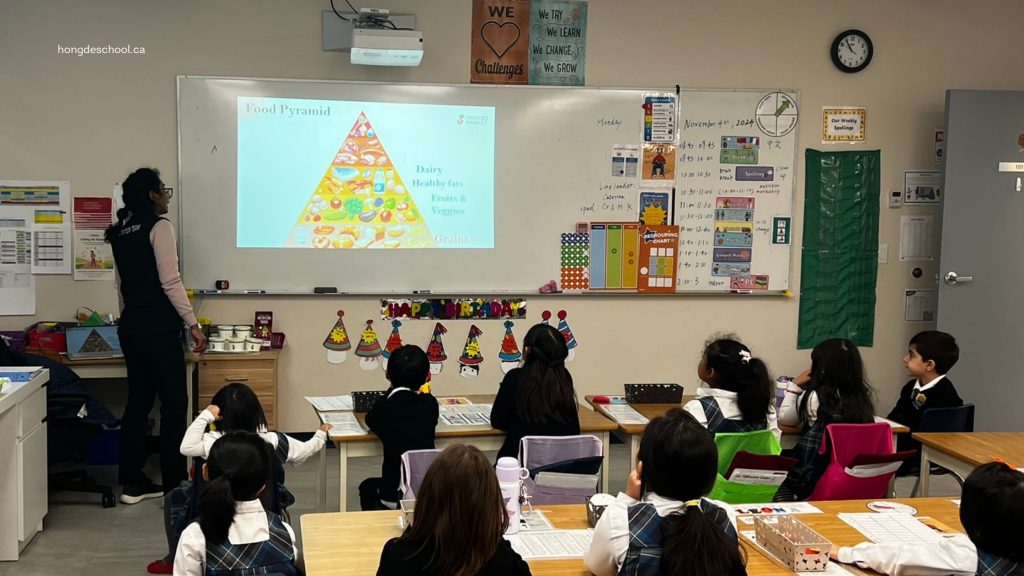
<box><xmin>675</xmin><ymin>90</ymin><xmax>797</xmax><ymax>291</ymax></box>
<box><xmin>837</xmin><ymin>513</ymin><xmax>950</xmax><ymax>545</ymax></box>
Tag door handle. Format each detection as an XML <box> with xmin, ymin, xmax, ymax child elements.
<box><xmin>944</xmin><ymin>272</ymin><xmax>973</xmax><ymax>285</ymax></box>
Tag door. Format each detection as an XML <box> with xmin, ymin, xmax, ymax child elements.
<box><xmin>938</xmin><ymin>90</ymin><xmax>1024</xmax><ymax>431</ymax></box>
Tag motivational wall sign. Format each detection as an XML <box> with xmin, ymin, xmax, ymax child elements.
<box><xmin>529</xmin><ymin>1</ymin><xmax>587</xmax><ymax>86</ymax></box>
<box><xmin>472</xmin><ymin>0</ymin><xmax>531</xmax><ymax>84</ymax></box>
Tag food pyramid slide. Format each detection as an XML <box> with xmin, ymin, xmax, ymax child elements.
<box><xmin>285</xmin><ymin>112</ymin><xmax>435</xmax><ymax>249</ymax></box>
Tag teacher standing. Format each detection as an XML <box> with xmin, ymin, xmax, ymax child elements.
<box><xmin>105</xmin><ymin>167</ymin><xmax>207</xmax><ymax>504</ymax></box>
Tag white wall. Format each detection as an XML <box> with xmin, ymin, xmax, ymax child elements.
<box><xmin>4</xmin><ymin>0</ymin><xmax>1023</xmax><ymax>430</ymax></box>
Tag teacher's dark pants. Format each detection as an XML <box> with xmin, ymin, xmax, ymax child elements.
<box><xmin>118</xmin><ymin>331</ymin><xmax>188</xmax><ymax>493</ymax></box>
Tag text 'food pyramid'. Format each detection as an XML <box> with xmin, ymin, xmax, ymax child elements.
<box><xmin>286</xmin><ymin>112</ymin><xmax>435</xmax><ymax>249</ymax></box>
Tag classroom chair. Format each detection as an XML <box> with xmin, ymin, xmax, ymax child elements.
<box><xmin>398</xmin><ymin>448</ymin><xmax>443</xmax><ymax>500</ymax></box>
<box><xmin>807</xmin><ymin>423</ymin><xmax>916</xmax><ymax>501</ymax></box>
<box><xmin>709</xmin><ymin>429</ymin><xmax>790</xmax><ymax>504</ymax></box>
<box><xmin>910</xmin><ymin>403</ymin><xmax>975</xmax><ymax>497</ymax></box>
<box><xmin>47</xmin><ymin>393</ymin><xmax>117</xmax><ymax>508</ymax></box>
<box><xmin>518</xmin><ymin>435</ymin><xmax>603</xmax><ymax>505</ymax></box>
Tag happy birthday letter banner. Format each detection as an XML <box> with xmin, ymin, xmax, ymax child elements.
<box><xmin>381</xmin><ymin>298</ymin><xmax>527</xmax><ymax>320</ymax></box>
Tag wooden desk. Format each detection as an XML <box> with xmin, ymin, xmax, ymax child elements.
<box><xmin>584</xmin><ymin>395</ymin><xmax>910</xmax><ymax>466</ymax></box>
<box><xmin>322</xmin><ymin>394</ymin><xmax>617</xmax><ymax>512</ymax></box>
<box><xmin>913</xmin><ymin>432</ymin><xmax>1024</xmax><ymax>496</ymax></box>
<box><xmin>300</xmin><ymin>498</ymin><xmax>963</xmax><ymax>576</ymax></box>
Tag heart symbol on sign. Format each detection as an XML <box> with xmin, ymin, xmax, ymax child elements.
<box><xmin>480</xmin><ymin>21</ymin><xmax>521</xmax><ymax>60</ymax></box>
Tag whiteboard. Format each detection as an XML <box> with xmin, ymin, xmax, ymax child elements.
<box><xmin>177</xmin><ymin>77</ymin><xmax>796</xmax><ymax>293</ymax></box>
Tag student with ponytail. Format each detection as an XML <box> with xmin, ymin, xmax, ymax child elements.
<box><xmin>173</xmin><ymin>431</ymin><xmax>297</xmax><ymax>576</ymax></box>
<box><xmin>584</xmin><ymin>409</ymin><xmax>747</xmax><ymax>576</ymax></box>
<box><xmin>490</xmin><ymin>322</ymin><xmax>580</xmax><ymax>460</ymax></box>
<box><xmin>683</xmin><ymin>337</ymin><xmax>780</xmax><ymax>441</ymax></box>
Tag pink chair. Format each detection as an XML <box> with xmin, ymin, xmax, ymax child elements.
<box><xmin>807</xmin><ymin>423</ymin><xmax>914</xmax><ymax>501</ymax></box>
<box><xmin>398</xmin><ymin>448</ymin><xmax>443</xmax><ymax>500</ymax></box>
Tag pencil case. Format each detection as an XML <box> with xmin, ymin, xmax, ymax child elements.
<box><xmin>624</xmin><ymin>383</ymin><xmax>684</xmax><ymax>404</ymax></box>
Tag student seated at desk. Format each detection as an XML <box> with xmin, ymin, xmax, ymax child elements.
<box><xmin>174</xmin><ymin>431</ymin><xmax>297</xmax><ymax>576</ymax></box>
<box><xmin>682</xmin><ymin>337</ymin><xmax>781</xmax><ymax>441</ymax></box>
<box><xmin>362</xmin><ymin>344</ymin><xmax>439</xmax><ymax>511</ymax></box>
<box><xmin>376</xmin><ymin>444</ymin><xmax>531</xmax><ymax>576</ymax></box>
<box><xmin>152</xmin><ymin>383</ymin><xmax>328</xmax><ymax>574</ymax></box>
<box><xmin>490</xmin><ymin>323</ymin><xmax>580</xmax><ymax>460</ymax></box>
<box><xmin>776</xmin><ymin>338</ymin><xmax>875</xmax><ymax>501</ymax></box>
<box><xmin>831</xmin><ymin>462</ymin><xmax>1024</xmax><ymax>576</ymax></box>
<box><xmin>887</xmin><ymin>330</ymin><xmax>963</xmax><ymax>473</ymax></box>
<box><xmin>584</xmin><ymin>409</ymin><xmax>746</xmax><ymax>576</ymax></box>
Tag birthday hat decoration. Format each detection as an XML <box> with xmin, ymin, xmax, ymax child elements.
<box><xmin>381</xmin><ymin>319</ymin><xmax>403</xmax><ymax>360</ymax></box>
<box><xmin>459</xmin><ymin>325</ymin><xmax>484</xmax><ymax>366</ymax></box>
<box><xmin>556</xmin><ymin>310</ymin><xmax>577</xmax><ymax>350</ymax></box>
<box><xmin>541</xmin><ymin>310</ymin><xmax>552</xmax><ymax>325</ymax></box>
<box><xmin>427</xmin><ymin>322</ymin><xmax>447</xmax><ymax>363</ymax></box>
<box><xmin>498</xmin><ymin>320</ymin><xmax>522</xmax><ymax>362</ymax></box>
<box><xmin>355</xmin><ymin>320</ymin><xmax>382</xmax><ymax>358</ymax></box>
<box><xmin>323</xmin><ymin>310</ymin><xmax>352</xmax><ymax>364</ymax></box>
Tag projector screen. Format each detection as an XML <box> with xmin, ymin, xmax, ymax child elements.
<box><xmin>236</xmin><ymin>97</ymin><xmax>495</xmax><ymax>249</ymax></box>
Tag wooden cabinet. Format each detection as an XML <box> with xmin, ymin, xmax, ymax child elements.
<box><xmin>195</xmin><ymin>351</ymin><xmax>279</xmax><ymax>428</ymax></box>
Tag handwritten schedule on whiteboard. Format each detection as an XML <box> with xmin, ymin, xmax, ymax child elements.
<box><xmin>675</xmin><ymin>90</ymin><xmax>798</xmax><ymax>292</ymax></box>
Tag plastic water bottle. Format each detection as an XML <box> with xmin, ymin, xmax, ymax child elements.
<box><xmin>495</xmin><ymin>457</ymin><xmax>528</xmax><ymax>535</ymax></box>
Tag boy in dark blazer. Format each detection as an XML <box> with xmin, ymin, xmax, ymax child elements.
<box><xmin>360</xmin><ymin>345</ymin><xmax>438</xmax><ymax>509</ymax></box>
<box><xmin>888</xmin><ymin>330</ymin><xmax>963</xmax><ymax>473</ymax></box>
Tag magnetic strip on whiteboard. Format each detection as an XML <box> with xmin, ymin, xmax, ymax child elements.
<box><xmin>622</xmin><ymin>223</ymin><xmax>639</xmax><ymax>289</ymax></box>
<box><xmin>589</xmin><ymin>224</ymin><xmax>607</xmax><ymax>289</ymax></box>
<box><xmin>605</xmin><ymin>224</ymin><xmax>622</xmax><ymax>289</ymax></box>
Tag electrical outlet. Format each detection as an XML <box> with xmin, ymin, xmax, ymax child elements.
<box><xmin>878</xmin><ymin>244</ymin><xmax>889</xmax><ymax>264</ymax></box>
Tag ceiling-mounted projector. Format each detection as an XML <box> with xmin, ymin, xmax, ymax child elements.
<box><xmin>351</xmin><ymin>28</ymin><xmax>423</xmax><ymax>66</ymax></box>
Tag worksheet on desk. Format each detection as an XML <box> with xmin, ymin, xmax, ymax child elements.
<box><xmin>505</xmin><ymin>529</ymin><xmax>593</xmax><ymax>559</ymax></box>
<box><xmin>838</xmin><ymin>513</ymin><xmax>951</xmax><ymax>544</ymax></box>
<box><xmin>305</xmin><ymin>395</ymin><xmax>353</xmax><ymax>411</ymax></box>
<box><xmin>318</xmin><ymin>411</ymin><xmax>365</xmax><ymax>436</ymax></box>
<box><xmin>601</xmin><ymin>404</ymin><xmax>649</xmax><ymax>425</ymax></box>
<box><xmin>438</xmin><ymin>403</ymin><xmax>492</xmax><ymax>427</ymax></box>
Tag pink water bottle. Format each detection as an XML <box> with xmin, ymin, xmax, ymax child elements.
<box><xmin>495</xmin><ymin>457</ymin><xmax>529</xmax><ymax>535</ymax></box>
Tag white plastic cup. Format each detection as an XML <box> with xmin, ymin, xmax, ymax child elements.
<box><xmin>227</xmin><ymin>337</ymin><xmax>245</xmax><ymax>352</ymax></box>
<box><xmin>244</xmin><ymin>337</ymin><xmax>261</xmax><ymax>353</ymax></box>
<box><xmin>207</xmin><ymin>337</ymin><xmax>226</xmax><ymax>352</ymax></box>
<box><xmin>496</xmin><ymin>457</ymin><xmax>529</xmax><ymax>535</ymax></box>
<box><xmin>234</xmin><ymin>325</ymin><xmax>252</xmax><ymax>340</ymax></box>
<box><xmin>216</xmin><ymin>325</ymin><xmax>234</xmax><ymax>339</ymax></box>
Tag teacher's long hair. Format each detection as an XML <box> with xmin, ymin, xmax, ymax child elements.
<box><xmin>104</xmin><ymin>167</ymin><xmax>162</xmax><ymax>242</ymax></box>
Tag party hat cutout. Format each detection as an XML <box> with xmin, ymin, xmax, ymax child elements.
<box><xmin>285</xmin><ymin>111</ymin><xmax>435</xmax><ymax>249</ymax></box>
<box><xmin>556</xmin><ymin>310</ymin><xmax>577</xmax><ymax>350</ymax></box>
<box><xmin>459</xmin><ymin>325</ymin><xmax>484</xmax><ymax>365</ymax></box>
<box><xmin>556</xmin><ymin>309</ymin><xmax>577</xmax><ymax>362</ymax></box>
<box><xmin>356</xmin><ymin>319</ymin><xmax>382</xmax><ymax>371</ymax></box>
<box><xmin>498</xmin><ymin>321</ymin><xmax>522</xmax><ymax>362</ymax></box>
<box><xmin>541</xmin><ymin>310</ymin><xmax>552</xmax><ymax>325</ymax></box>
<box><xmin>427</xmin><ymin>322</ymin><xmax>448</xmax><ymax>374</ymax></box>
<box><xmin>323</xmin><ymin>310</ymin><xmax>352</xmax><ymax>364</ymax></box>
<box><xmin>381</xmin><ymin>319</ymin><xmax>403</xmax><ymax>359</ymax></box>
<box><xmin>459</xmin><ymin>324</ymin><xmax>483</xmax><ymax>379</ymax></box>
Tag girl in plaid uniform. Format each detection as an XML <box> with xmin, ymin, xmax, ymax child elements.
<box><xmin>173</xmin><ymin>431</ymin><xmax>297</xmax><ymax>576</ymax></box>
<box><xmin>682</xmin><ymin>337</ymin><xmax>781</xmax><ymax>441</ymax></box>
<box><xmin>777</xmin><ymin>338</ymin><xmax>875</xmax><ymax>500</ymax></box>
<box><xmin>584</xmin><ymin>409</ymin><xmax>746</xmax><ymax>576</ymax></box>
<box><xmin>832</xmin><ymin>462</ymin><xmax>1024</xmax><ymax>576</ymax></box>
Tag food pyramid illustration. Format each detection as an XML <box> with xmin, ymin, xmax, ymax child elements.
<box><xmin>79</xmin><ymin>329</ymin><xmax>114</xmax><ymax>354</ymax></box>
<box><xmin>286</xmin><ymin>112</ymin><xmax>435</xmax><ymax>249</ymax></box>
